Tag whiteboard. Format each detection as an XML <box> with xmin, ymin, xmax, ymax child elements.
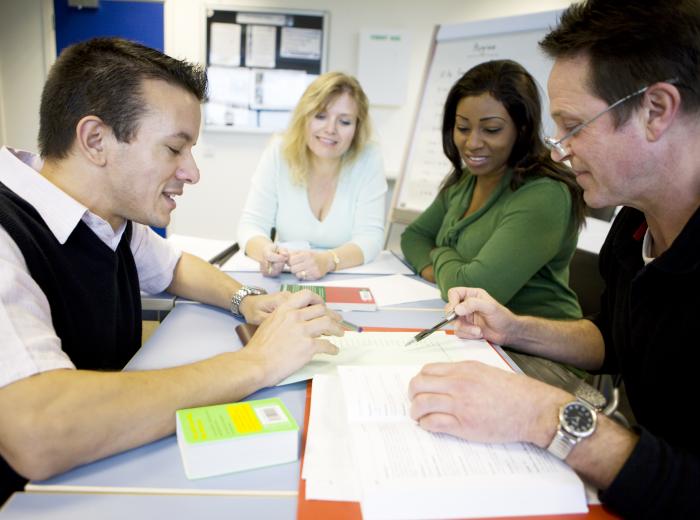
<box><xmin>391</xmin><ymin>10</ymin><xmax>563</xmax><ymax>224</ymax></box>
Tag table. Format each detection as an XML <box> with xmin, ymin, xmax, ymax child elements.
<box><xmin>0</xmin><ymin>492</ymin><xmax>296</xmax><ymax>519</ymax></box>
<box><xmin>25</xmin><ymin>270</ymin><xmax>608</xmax><ymax>518</ymax></box>
<box><xmin>27</xmin><ymin>272</ymin><xmax>446</xmax><ymax>497</ymax></box>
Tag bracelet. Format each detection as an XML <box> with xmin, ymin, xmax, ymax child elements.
<box><xmin>329</xmin><ymin>250</ymin><xmax>340</xmax><ymax>271</ymax></box>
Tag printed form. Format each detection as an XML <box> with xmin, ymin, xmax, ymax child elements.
<box><xmin>278</xmin><ymin>331</ymin><xmax>507</xmax><ymax>386</ymax></box>
<box><xmin>303</xmin><ymin>352</ymin><xmax>588</xmax><ymax>519</ymax></box>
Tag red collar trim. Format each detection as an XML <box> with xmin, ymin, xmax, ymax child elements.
<box><xmin>633</xmin><ymin>221</ymin><xmax>648</xmax><ymax>241</ymax></box>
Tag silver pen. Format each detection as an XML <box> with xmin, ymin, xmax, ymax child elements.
<box><xmin>405</xmin><ymin>311</ymin><xmax>458</xmax><ymax>346</ymax></box>
<box><xmin>267</xmin><ymin>242</ymin><xmax>278</xmax><ymax>275</ymax></box>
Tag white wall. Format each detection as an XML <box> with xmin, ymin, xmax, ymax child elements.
<box><xmin>0</xmin><ymin>0</ymin><xmax>571</xmax><ymax>239</ymax></box>
<box><xmin>0</xmin><ymin>0</ymin><xmax>50</xmax><ymax>151</ymax></box>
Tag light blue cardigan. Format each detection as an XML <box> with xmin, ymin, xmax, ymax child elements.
<box><xmin>237</xmin><ymin>137</ymin><xmax>387</xmax><ymax>262</ymax></box>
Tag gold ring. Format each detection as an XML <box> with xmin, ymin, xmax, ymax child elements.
<box><xmin>300</xmin><ymin>270</ymin><xmax>306</xmax><ymax>279</ymax></box>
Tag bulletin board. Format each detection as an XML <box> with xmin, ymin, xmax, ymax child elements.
<box><xmin>204</xmin><ymin>6</ymin><xmax>328</xmax><ymax>133</ymax></box>
<box><xmin>389</xmin><ymin>9</ymin><xmax>563</xmax><ymax>225</ymax></box>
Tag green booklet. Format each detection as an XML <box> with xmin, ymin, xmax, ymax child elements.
<box><xmin>176</xmin><ymin>397</ymin><xmax>299</xmax><ymax>479</ymax></box>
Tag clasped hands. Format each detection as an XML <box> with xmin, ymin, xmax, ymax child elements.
<box><xmin>260</xmin><ymin>243</ymin><xmax>334</xmax><ymax>281</ymax></box>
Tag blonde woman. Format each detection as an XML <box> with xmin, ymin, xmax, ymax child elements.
<box><xmin>238</xmin><ymin>72</ymin><xmax>387</xmax><ymax>280</ymax></box>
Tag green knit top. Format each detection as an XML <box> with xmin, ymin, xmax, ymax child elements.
<box><xmin>401</xmin><ymin>169</ymin><xmax>582</xmax><ymax>320</ymax></box>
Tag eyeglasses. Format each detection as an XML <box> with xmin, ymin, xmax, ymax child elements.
<box><xmin>545</xmin><ymin>78</ymin><xmax>678</xmax><ymax>160</ymax></box>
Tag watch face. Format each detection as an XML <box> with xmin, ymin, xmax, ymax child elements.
<box><xmin>561</xmin><ymin>402</ymin><xmax>596</xmax><ymax>436</ymax></box>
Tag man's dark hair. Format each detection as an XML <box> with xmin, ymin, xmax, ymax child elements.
<box><xmin>39</xmin><ymin>37</ymin><xmax>208</xmax><ymax>159</ymax></box>
<box><xmin>440</xmin><ymin>59</ymin><xmax>585</xmax><ymax>230</ymax></box>
<box><xmin>540</xmin><ymin>0</ymin><xmax>700</xmax><ymax>126</ymax></box>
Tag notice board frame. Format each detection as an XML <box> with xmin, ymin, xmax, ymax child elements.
<box><xmin>203</xmin><ymin>5</ymin><xmax>329</xmax><ymax>133</ymax></box>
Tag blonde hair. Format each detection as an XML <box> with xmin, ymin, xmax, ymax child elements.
<box><xmin>282</xmin><ymin>71</ymin><xmax>371</xmax><ymax>185</ymax></box>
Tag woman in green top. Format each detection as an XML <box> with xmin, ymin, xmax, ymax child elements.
<box><xmin>401</xmin><ymin>60</ymin><xmax>585</xmax><ymax>320</ymax></box>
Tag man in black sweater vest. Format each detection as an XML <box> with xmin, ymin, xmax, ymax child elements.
<box><xmin>0</xmin><ymin>38</ymin><xmax>342</xmax><ymax>502</ymax></box>
<box><xmin>408</xmin><ymin>1</ymin><xmax>700</xmax><ymax>517</ymax></box>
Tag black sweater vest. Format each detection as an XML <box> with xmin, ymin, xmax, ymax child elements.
<box><xmin>0</xmin><ymin>181</ymin><xmax>142</xmax><ymax>502</ymax></box>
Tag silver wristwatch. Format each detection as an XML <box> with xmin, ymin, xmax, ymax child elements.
<box><xmin>546</xmin><ymin>400</ymin><xmax>597</xmax><ymax>460</ymax></box>
<box><xmin>230</xmin><ymin>285</ymin><xmax>267</xmax><ymax>319</ymax></box>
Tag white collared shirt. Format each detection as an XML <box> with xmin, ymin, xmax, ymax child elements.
<box><xmin>642</xmin><ymin>228</ymin><xmax>656</xmax><ymax>265</ymax></box>
<box><xmin>0</xmin><ymin>146</ymin><xmax>182</xmax><ymax>388</ymax></box>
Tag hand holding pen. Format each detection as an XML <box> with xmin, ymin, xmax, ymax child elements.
<box><xmin>442</xmin><ymin>287</ymin><xmax>514</xmax><ymax>346</ymax></box>
<box><xmin>267</xmin><ymin>243</ymin><xmax>278</xmax><ymax>275</ymax></box>
<box><xmin>405</xmin><ymin>310</ymin><xmax>457</xmax><ymax>346</ymax></box>
<box><xmin>263</xmin><ymin>242</ymin><xmax>288</xmax><ymax>277</ymax></box>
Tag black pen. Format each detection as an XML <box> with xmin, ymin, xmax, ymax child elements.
<box><xmin>405</xmin><ymin>311</ymin><xmax>457</xmax><ymax>347</ymax></box>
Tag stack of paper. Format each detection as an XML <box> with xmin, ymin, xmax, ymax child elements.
<box><xmin>301</xmin><ymin>333</ymin><xmax>588</xmax><ymax>519</ymax></box>
<box><xmin>176</xmin><ymin>397</ymin><xmax>298</xmax><ymax>479</ymax></box>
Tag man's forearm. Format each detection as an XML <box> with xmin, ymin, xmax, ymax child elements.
<box><xmin>0</xmin><ymin>349</ymin><xmax>267</xmax><ymax>481</ymax></box>
<box><xmin>509</xmin><ymin>315</ymin><xmax>605</xmax><ymax>370</ymax></box>
<box><xmin>167</xmin><ymin>252</ymin><xmax>240</xmax><ymax>310</ymax></box>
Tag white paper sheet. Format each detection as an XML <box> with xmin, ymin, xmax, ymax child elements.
<box><xmin>280</xmin><ymin>27</ymin><xmax>322</xmax><ymax>59</ymax></box>
<box><xmin>302</xmin><ymin>374</ymin><xmax>361</xmax><ymax>501</ymax></box>
<box><xmin>353</xmin><ymin>421</ymin><xmax>587</xmax><ymax>519</ymax></box>
<box><xmin>167</xmin><ymin>234</ymin><xmax>234</xmax><ymax>263</ymax></box>
<box><xmin>245</xmin><ymin>25</ymin><xmax>277</xmax><ymax>68</ymax></box>
<box><xmin>304</xmin><ymin>365</ymin><xmax>587</xmax><ymax>518</ymax></box>
<box><xmin>320</xmin><ymin>274</ymin><xmax>440</xmax><ymax>306</ymax></box>
<box><xmin>277</xmin><ymin>331</ymin><xmax>511</xmax><ymax>386</ymax></box>
<box><xmin>204</xmin><ymin>102</ymin><xmax>253</xmax><ymax>128</ymax></box>
<box><xmin>251</xmin><ymin>69</ymin><xmax>312</xmax><ymax>110</ymax></box>
<box><xmin>209</xmin><ymin>22</ymin><xmax>242</xmax><ymax>66</ymax></box>
<box><xmin>338</xmin><ymin>365</ymin><xmax>418</xmax><ymax>422</ymax></box>
<box><xmin>221</xmin><ymin>249</ymin><xmax>413</xmax><ymax>276</ymax></box>
<box><xmin>206</xmin><ymin>66</ymin><xmax>251</xmax><ymax>106</ymax></box>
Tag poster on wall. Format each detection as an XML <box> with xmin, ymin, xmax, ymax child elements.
<box><xmin>204</xmin><ymin>7</ymin><xmax>328</xmax><ymax>133</ymax></box>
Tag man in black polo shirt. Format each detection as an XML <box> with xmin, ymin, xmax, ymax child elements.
<box><xmin>0</xmin><ymin>38</ymin><xmax>342</xmax><ymax>502</ymax></box>
<box><xmin>408</xmin><ymin>1</ymin><xmax>700</xmax><ymax>517</ymax></box>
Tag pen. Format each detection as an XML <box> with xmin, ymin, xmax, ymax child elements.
<box><xmin>267</xmin><ymin>242</ymin><xmax>278</xmax><ymax>275</ymax></box>
<box><xmin>405</xmin><ymin>310</ymin><xmax>457</xmax><ymax>347</ymax></box>
<box><xmin>341</xmin><ymin>320</ymin><xmax>363</xmax><ymax>332</ymax></box>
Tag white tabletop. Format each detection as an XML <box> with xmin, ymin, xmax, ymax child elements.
<box><xmin>0</xmin><ymin>492</ymin><xmax>296</xmax><ymax>519</ymax></box>
<box><xmin>28</xmin><ymin>271</ymin><xmax>448</xmax><ymax>495</ymax></box>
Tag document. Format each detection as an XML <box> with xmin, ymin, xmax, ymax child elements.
<box><xmin>304</xmin><ymin>364</ymin><xmax>588</xmax><ymax>519</ymax></box>
<box><xmin>245</xmin><ymin>25</ymin><xmax>276</xmax><ymax>68</ymax></box>
<box><xmin>204</xmin><ymin>102</ymin><xmax>253</xmax><ymax>128</ymax></box>
<box><xmin>302</xmin><ymin>373</ymin><xmax>361</xmax><ymax>501</ymax></box>
<box><xmin>167</xmin><ymin>234</ymin><xmax>235</xmax><ymax>263</ymax></box>
<box><xmin>277</xmin><ymin>331</ymin><xmax>511</xmax><ymax>386</ymax></box>
<box><xmin>209</xmin><ymin>22</ymin><xmax>242</xmax><ymax>67</ymax></box>
<box><xmin>207</xmin><ymin>66</ymin><xmax>251</xmax><ymax>106</ymax></box>
<box><xmin>251</xmin><ymin>69</ymin><xmax>312</xmax><ymax>110</ymax></box>
<box><xmin>280</xmin><ymin>27</ymin><xmax>322</xmax><ymax>60</ymax></box>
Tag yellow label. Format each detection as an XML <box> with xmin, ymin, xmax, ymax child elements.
<box><xmin>186</xmin><ymin>413</ymin><xmax>199</xmax><ymax>440</ymax></box>
<box><xmin>227</xmin><ymin>403</ymin><xmax>263</xmax><ymax>434</ymax></box>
